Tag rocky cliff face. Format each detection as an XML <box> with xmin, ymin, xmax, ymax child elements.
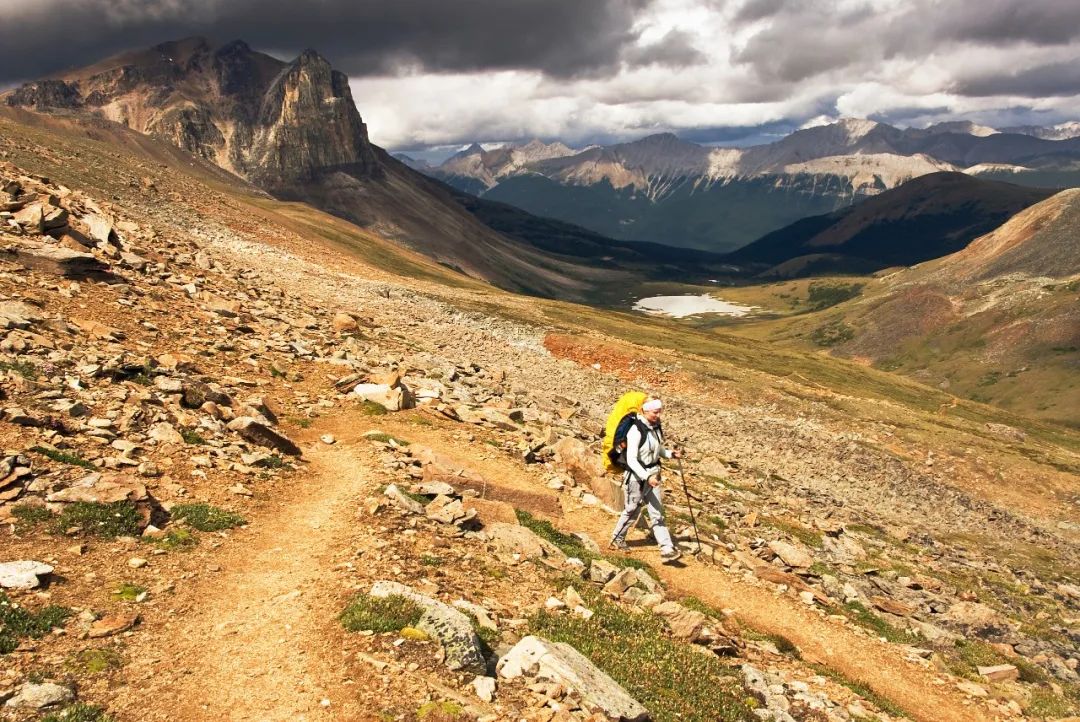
<box><xmin>5</xmin><ymin>37</ymin><xmax>378</xmax><ymax>186</ymax></box>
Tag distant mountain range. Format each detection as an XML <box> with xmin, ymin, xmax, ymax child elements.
<box><xmin>421</xmin><ymin>119</ymin><xmax>1080</xmax><ymax>252</ymax></box>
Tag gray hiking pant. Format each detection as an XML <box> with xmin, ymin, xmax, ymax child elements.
<box><xmin>611</xmin><ymin>472</ymin><xmax>675</xmax><ymax>554</ymax></box>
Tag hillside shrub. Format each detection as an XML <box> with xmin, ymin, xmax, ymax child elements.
<box><xmin>811</xmin><ymin>321</ymin><xmax>855</xmax><ymax>347</ymax></box>
<box><xmin>807</xmin><ymin>282</ymin><xmax>863</xmax><ymax>310</ymax></box>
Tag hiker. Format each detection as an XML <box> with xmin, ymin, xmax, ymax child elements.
<box><xmin>609</xmin><ymin>398</ymin><xmax>683</xmax><ymax>563</ymax></box>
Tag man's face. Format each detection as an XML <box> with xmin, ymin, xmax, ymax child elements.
<box><xmin>642</xmin><ymin>408</ymin><xmax>661</xmax><ymax>424</ymax></box>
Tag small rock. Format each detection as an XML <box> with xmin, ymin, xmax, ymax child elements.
<box><xmin>128</xmin><ymin>557</ymin><xmax>147</xmax><ymax>569</ymax></box>
<box><xmin>472</xmin><ymin>675</ymin><xmax>496</xmax><ymax>702</ymax></box>
<box><xmin>320</xmin><ymin>434</ymin><xmax>336</xmax><ymax>445</ymax></box>
<box><xmin>978</xmin><ymin>664</ymin><xmax>1019</xmax><ymax>682</ymax></box>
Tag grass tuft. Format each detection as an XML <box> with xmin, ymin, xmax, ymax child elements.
<box><xmin>31</xmin><ymin>445</ymin><xmax>96</xmax><ymax>469</ymax></box>
<box><xmin>416</xmin><ymin>701</ymin><xmax>466</xmax><ymax>721</ymax></box>
<box><xmin>12</xmin><ymin>503</ymin><xmax>54</xmax><ymax>532</ymax></box>
<box><xmin>0</xmin><ymin>359</ymin><xmax>39</xmax><ymax>378</ymax></box>
<box><xmin>53</xmin><ymin>501</ymin><xmax>142</xmax><ymax>538</ymax></box>
<box><xmin>171</xmin><ymin>503</ymin><xmax>246</xmax><ymax>531</ymax></box>
<box><xmin>41</xmin><ymin>704</ymin><xmax>115</xmax><ymax>722</ymax></box>
<box><xmin>364</xmin><ymin>431</ymin><xmax>410</xmax><ymax>446</ymax></box>
<box><xmin>359</xmin><ymin>400</ymin><xmax>389</xmax><ymax>416</ymax></box>
<box><xmin>0</xmin><ymin>592</ymin><xmax>72</xmax><ymax>654</ymax></box>
<box><xmin>842</xmin><ymin>601</ymin><xmax>920</xmax><ymax>645</ymax></box>
<box><xmin>514</xmin><ymin>508</ymin><xmax>657</xmax><ymax>575</ymax></box>
<box><xmin>153</xmin><ymin>529</ymin><xmax>198</xmax><ymax>551</ymax></box>
<box><xmin>180</xmin><ymin>429</ymin><xmax>207</xmax><ymax>445</ymax></box>
<box><xmin>341</xmin><ymin>593</ymin><xmax>423</xmax><ymax>633</ymax></box>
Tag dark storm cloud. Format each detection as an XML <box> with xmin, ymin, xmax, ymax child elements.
<box><xmin>732</xmin><ymin>0</ymin><xmax>786</xmax><ymax>25</ymax></box>
<box><xmin>956</xmin><ymin>61</ymin><xmax>1080</xmax><ymax>98</ymax></box>
<box><xmin>0</xmin><ymin>0</ymin><xmax>652</xmax><ymax>85</ymax></box>
<box><xmin>622</xmin><ymin>30</ymin><xmax>707</xmax><ymax>67</ymax></box>
<box><xmin>929</xmin><ymin>0</ymin><xmax>1080</xmax><ymax>46</ymax></box>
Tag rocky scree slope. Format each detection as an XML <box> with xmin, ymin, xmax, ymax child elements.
<box><xmin>0</xmin><ymin>119</ymin><xmax>1078</xmax><ymax>721</ymax></box>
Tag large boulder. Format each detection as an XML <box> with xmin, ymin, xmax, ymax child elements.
<box><xmin>0</xmin><ymin>561</ymin><xmax>53</xmax><ymax>590</ymax></box>
<box><xmin>652</xmin><ymin>601</ymin><xmax>707</xmax><ymax>642</ymax></box>
<box><xmin>353</xmin><ymin>383</ymin><xmax>404</xmax><ymax>412</ymax></box>
<box><xmin>369</xmin><ymin>581</ymin><xmax>485</xmax><ymax>674</ymax></box>
<box><xmin>498</xmin><ymin>635</ymin><xmax>649</xmax><ymax>721</ymax></box>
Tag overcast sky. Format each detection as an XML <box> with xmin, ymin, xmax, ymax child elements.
<box><xmin>2</xmin><ymin>0</ymin><xmax>1079</xmax><ymax>156</ymax></box>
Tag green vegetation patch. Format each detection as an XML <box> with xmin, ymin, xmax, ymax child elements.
<box><xmin>111</xmin><ymin>583</ymin><xmax>146</xmax><ymax>602</ymax></box>
<box><xmin>0</xmin><ymin>592</ymin><xmax>72</xmax><ymax>654</ymax></box>
<box><xmin>53</xmin><ymin>501</ymin><xmax>142</xmax><ymax>538</ymax></box>
<box><xmin>807</xmin><ymin>663</ymin><xmax>907</xmax><ymax>719</ymax></box>
<box><xmin>761</xmin><ymin>516</ymin><xmax>824</xmax><ymax>548</ymax></box>
<box><xmin>0</xmin><ymin>358</ymin><xmax>39</xmax><ymax>379</ymax></box>
<box><xmin>41</xmin><ymin>704</ymin><xmax>115</xmax><ymax>722</ymax></box>
<box><xmin>12</xmin><ymin>503</ymin><xmax>54</xmax><ymax>533</ymax></box>
<box><xmin>341</xmin><ymin>593</ymin><xmax>423</xmax><ymax>633</ymax></box>
<box><xmin>945</xmin><ymin>640</ymin><xmax>1047</xmax><ymax>684</ymax></box>
<box><xmin>171</xmin><ymin>503</ymin><xmax>246</xmax><ymax>532</ymax></box>
<box><xmin>68</xmin><ymin>648</ymin><xmax>125</xmax><ymax>674</ymax></box>
<box><xmin>365</xmin><ymin>431</ymin><xmax>411</xmax><ymax>446</ymax></box>
<box><xmin>286</xmin><ymin>415</ymin><xmax>313</xmax><ymax>428</ymax></box>
<box><xmin>416</xmin><ymin>701</ymin><xmax>466</xmax><ymax>720</ymax></box>
<box><xmin>1026</xmin><ymin>687</ymin><xmax>1075</xmax><ymax>719</ymax></box>
<box><xmin>842</xmin><ymin>601</ymin><xmax>920</xmax><ymax>645</ymax></box>
<box><xmin>152</xmin><ymin>529</ymin><xmax>198</xmax><ymax>551</ymax></box>
<box><xmin>31</xmin><ymin>445</ymin><xmax>96</xmax><ymax>470</ymax></box>
<box><xmin>530</xmin><ymin>585</ymin><xmax>751</xmax><ymax>722</ymax></box>
<box><xmin>419</xmin><ymin>554</ymin><xmax>443</xmax><ymax>567</ymax></box>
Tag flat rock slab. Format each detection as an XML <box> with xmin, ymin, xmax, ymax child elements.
<box><xmin>370</xmin><ymin>581</ymin><xmax>485</xmax><ymax>674</ymax></box>
<box><xmin>4</xmin><ymin>682</ymin><xmax>74</xmax><ymax>709</ymax></box>
<box><xmin>487</xmin><ymin>522</ymin><xmax>565</xmax><ymax>565</ymax></box>
<box><xmin>498</xmin><ymin>635</ymin><xmax>649</xmax><ymax>721</ymax></box>
<box><xmin>0</xmin><ymin>560</ymin><xmax>53</xmax><ymax>590</ymax></box>
<box><xmin>88</xmin><ymin>611</ymin><xmax>140</xmax><ymax>638</ymax></box>
<box><xmin>9</xmin><ymin>241</ymin><xmax>110</xmax><ymax>279</ymax></box>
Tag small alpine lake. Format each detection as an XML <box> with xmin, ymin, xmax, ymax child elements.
<box><xmin>632</xmin><ymin>294</ymin><xmax>756</xmax><ymax>318</ymax></box>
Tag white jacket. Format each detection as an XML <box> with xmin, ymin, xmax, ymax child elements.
<box><xmin>625</xmin><ymin>418</ymin><xmax>672</xmax><ymax>481</ymax></box>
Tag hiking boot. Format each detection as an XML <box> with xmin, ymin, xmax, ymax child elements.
<box><xmin>609</xmin><ymin>539</ymin><xmax>629</xmax><ymax>551</ymax></box>
<box><xmin>660</xmin><ymin>549</ymin><xmax>682</xmax><ymax>564</ymax></box>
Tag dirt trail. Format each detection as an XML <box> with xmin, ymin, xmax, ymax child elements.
<box><xmin>363</xmin><ymin>414</ymin><xmax>997</xmax><ymax>722</ymax></box>
<box><xmin>114</xmin><ymin>441</ymin><xmax>373</xmax><ymax>722</ymax></box>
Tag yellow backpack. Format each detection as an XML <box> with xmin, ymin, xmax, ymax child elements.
<box><xmin>602</xmin><ymin>391</ymin><xmax>648</xmax><ymax>474</ymax></box>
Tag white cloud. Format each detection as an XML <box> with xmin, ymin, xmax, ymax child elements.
<box><xmin>356</xmin><ymin>0</ymin><xmax>1080</xmax><ymax>149</ymax></box>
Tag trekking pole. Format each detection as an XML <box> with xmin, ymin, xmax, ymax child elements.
<box><xmin>676</xmin><ymin>455</ymin><xmax>702</xmax><ymax>554</ymax></box>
